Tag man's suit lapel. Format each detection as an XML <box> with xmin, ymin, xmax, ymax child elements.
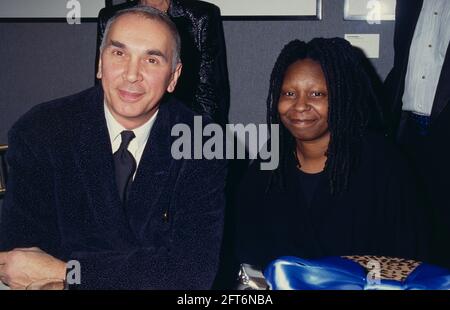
<box><xmin>394</xmin><ymin>0</ymin><xmax>450</xmax><ymax>122</ymax></box>
<box><xmin>431</xmin><ymin>43</ymin><xmax>450</xmax><ymax>121</ymax></box>
<box><xmin>126</xmin><ymin>97</ymin><xmax>178</xmax><ymax>240</ymax></box>
<box><xmin>394</xmin><ymin>0</ymin><xmax>423</xmax><ymax>111</ymax></box>
<box><xmin>76</xmin><ymin>86</ymin><xmax>136</xmax><ymax>244</ymax></box>
<box><xmin>393</xmin><ymin>0</ymin><xmax>424</xmax><ymax>137</ymax></box>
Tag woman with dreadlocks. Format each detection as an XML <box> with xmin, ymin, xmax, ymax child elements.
<box><xmin>235</xmin><ymin>38</ymin><xmax>427</xmax><ymax>272</ymax></box>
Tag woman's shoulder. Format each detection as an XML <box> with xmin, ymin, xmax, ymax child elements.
<box><xmin>361</xmin><ymin>131</ymin><xmax>402</xmax><ymax>160</ymax></box>
<box><xmin>359</xmin><ymin>131</ymin><xmax>412</xmax><ymax>176</ymax></box>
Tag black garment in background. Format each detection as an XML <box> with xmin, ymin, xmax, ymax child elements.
<box><xmin>236</xmin><ymin>132</ymin><xmax>428</xmax><ymax>269</ymax></box>
<box><xmin>383</xmin><ymin>0</ymin><xmax>450</xmax><ymax>268</ymax></box>
<box><xmin>96</xmin><ymin>0</ymin><xmax>230</xmax><ymax>125</ymax></box>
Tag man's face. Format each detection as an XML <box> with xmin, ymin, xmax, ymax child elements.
<box><xmin>97</xmin><ymin>14</ymin><xmax>182</xmax><ymax>129</ymax></box>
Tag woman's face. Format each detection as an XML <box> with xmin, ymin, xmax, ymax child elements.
<box><xmin>278</xmin><ymin>58</ymin><xmax>329</xmax><ymax>142</ymax></box>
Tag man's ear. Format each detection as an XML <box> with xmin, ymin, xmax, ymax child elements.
<box><xmin>167</xmin><ymin>63</ymin><xmax>182</xmax><ymax>93</ymax></box>
<box><xmin>96</xmin><ymin>57</ymin><xmax>102</xmax><ymax>80</ymax></box>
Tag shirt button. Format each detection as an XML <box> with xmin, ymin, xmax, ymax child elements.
<box><xmin>434</xmin><ymin>12</ymin><xmax>438</xmax><ymax>15</ymax></box>
<box><xmin>428</xmin><ymin>44</ymin><xmax>432</xmax><ymax>48</ymax></box>
<box><xmin>163</xmin><ymin>212</ymin><xmax>169</xmax><ymax>223</ymax></box>
<box><xmin>422</xmin><ymin>75</ymin><xmax>426</xmax><ymax>79</ymax></box>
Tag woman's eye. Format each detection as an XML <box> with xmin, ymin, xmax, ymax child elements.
<box><xmin>311</xmin><ymin>91</ymin><xmax>325</xmax><ymax>97</ymax></box>
<box><xmin>283</xmin><ymin>91</ymin><xmax>295</xmax><ymax>97</ymax></box>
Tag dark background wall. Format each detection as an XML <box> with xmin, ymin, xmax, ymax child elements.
<box><xmin>0</xmin><ymin>0</ymin><xmax>395</xmax><ymax>212</ymax></box>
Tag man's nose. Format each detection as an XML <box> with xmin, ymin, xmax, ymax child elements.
<box><xmin>123</xmin><ymin>58</ymin><xmax>143</xmax><ymax>83</ymax></box>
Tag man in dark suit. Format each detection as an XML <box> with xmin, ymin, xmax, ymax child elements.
<box><xmin>0</xmin><ymin>6</ymin><xmax>226</xmax><ymax>289</ymax></box>
<box><xmin>384</xmin><ymin>0</ymin><xmax>450</xmax><ymax>267</ymax></box>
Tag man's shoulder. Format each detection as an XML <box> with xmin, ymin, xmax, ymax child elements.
<box><xmin>163</xmin><ymin>95</ymin><xmax>214</xmax><ymax>126</ymax></box>
<box><xmin>162</xmin><ymin>96</ymin><xmax>226</xmax><ymax>168</ymax></box>
<box><xmin>10</xmin><ymin>86</ymin><xmax>101</xmax><ymax>139</ymax></box>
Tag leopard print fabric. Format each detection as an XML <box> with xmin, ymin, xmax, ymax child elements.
<box><xmin>343</xmin><ymin>255</ymin><xmax>421</xmax><ymax>281</ymax></box>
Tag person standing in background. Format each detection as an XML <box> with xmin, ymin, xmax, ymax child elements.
<box><xmin>384</xmin><ymin>0</ymin><xmax>450</xmax><ymax>268</ymax></box>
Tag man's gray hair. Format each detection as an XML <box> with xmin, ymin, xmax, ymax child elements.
<box><xmin>99</xmin><ymin>5</ymin><xmax>181</xmax><ymax>70</ymax></box>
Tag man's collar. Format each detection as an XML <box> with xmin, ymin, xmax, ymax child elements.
<box><xmin>103</xmin><ymin>102</ymin><xmax>159</xmax><ymax>149</ymax></box>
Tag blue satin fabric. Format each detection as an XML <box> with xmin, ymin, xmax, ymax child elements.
<box><xmin>264</xmin><ymin>256</ymin><xmax>450</xmax><ymax>290</ymax></box>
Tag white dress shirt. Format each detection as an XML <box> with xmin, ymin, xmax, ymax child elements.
<box><xmin>402</xmin><ymin>0</ymin><xmax>450</xmax><ymax>116</ymax></box>
<box><xmin>104</xmin><ymin>102</ymin><xmax>158</xmax><ymax>177</ymax></box>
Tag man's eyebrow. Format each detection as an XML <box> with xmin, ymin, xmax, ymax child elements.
<box><xmin>146</xmin><ymin>49</ymin><xmax>168</xmax><ymax>62</ymax></box>
<box><xmin>109</xmin><ymin>40</ymin><xmax>126</xmax><ymax>49</ymax></box>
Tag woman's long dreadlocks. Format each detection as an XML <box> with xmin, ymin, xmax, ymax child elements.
<box><xmin>267</xmin><ymin>38</ymin><xmax>382</xmax><ymax>195</ymax></box>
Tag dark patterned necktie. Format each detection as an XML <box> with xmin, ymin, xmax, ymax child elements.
<box><xmin>113</xmin><ymin>130</ymin><xmax>136</xmax><ymax>203</ymax></box>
